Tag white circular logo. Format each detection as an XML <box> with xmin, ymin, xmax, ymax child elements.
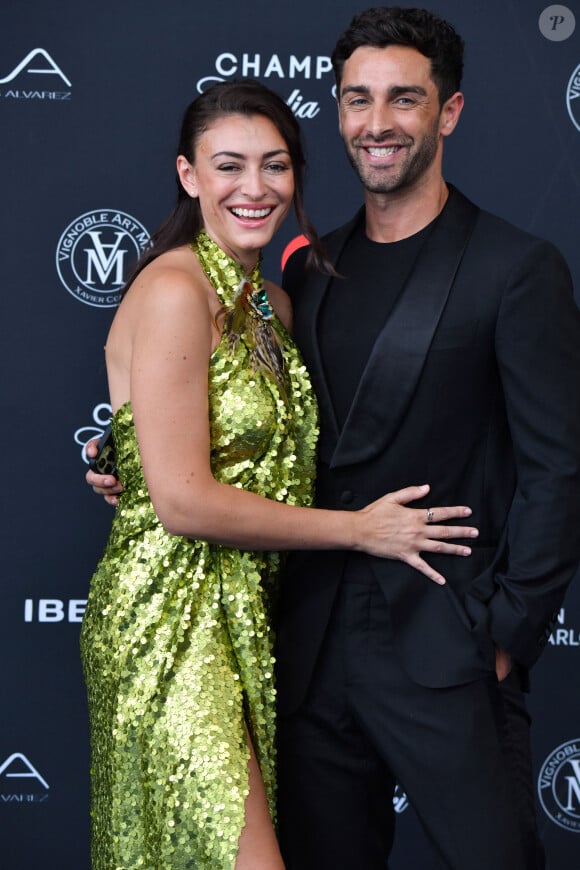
<box><xmin>539</xmin><ymin>5</ymin><xmax>576</xmax><ymax>41</ymax></box>
<box><xmin>567</xmin><ymin>64</ymin><xmax>580</xmax><ymax>132</ymax></box>
<box><xmin>56</xmin><ymin>209</ymin><xmax>150</xmax><ymax>307</ymax></box>
<box><xmin>538</xmin><ymin>739</ymin><xmax>580</xmax><ymax>832</ymax></box>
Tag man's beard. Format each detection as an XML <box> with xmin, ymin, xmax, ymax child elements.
<box><xmin>345</xmin><ymin>121</ymin><xmax>440</xmax><ymax>195</ymax></box>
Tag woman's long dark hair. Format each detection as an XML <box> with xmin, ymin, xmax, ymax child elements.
<box><xmin>124</xmin><ymin>79</ymin><xmax>332</xmax><ymax>293</ymax></box>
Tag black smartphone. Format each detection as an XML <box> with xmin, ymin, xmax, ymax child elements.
<box><xmin>88</xmin><ymin>423</ymin><xmax>117</xmax><ymax>477</ymax></box>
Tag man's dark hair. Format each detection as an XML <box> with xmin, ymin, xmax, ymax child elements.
<box><xmin>332</xmin><ymin>7</ymin><xmax>464</xmax><ymax>105</ymax></box>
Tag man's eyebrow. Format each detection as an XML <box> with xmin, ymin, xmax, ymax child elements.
<box><xmin>340</xmin><ymin>84</ymin><xmax>371</xmax><ymax>98</ymax></box>
<box><xmin>340</xmin><ymin>84</ymin><xmax>428</xmax><ymax>98</ymax></box>
<box><xmin>388</xmin><ymin>85</ymin><xmax>428</xmax><ymax>98</ymax></box>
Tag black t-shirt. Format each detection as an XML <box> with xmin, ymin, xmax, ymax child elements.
<box><xmin>318</xmin><ymin>218</ymin><xmax>435</xmax><ymax>429</ymax></box>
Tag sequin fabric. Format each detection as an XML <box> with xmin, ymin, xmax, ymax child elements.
<box><xmin>80</xmin><ymin>235</ymin><xmax>318</xmax><ymax>869</ymax></box>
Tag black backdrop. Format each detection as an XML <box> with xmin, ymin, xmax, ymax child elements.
<box><xmin>1</xmin><ymin>1</ymin><xmax>579</xmax><ymax>867</ymax></box>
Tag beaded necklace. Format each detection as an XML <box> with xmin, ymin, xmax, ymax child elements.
<box><xmin>191</xmin><ymin>229</ymin><xmax>285</xmax><ymax>388</ymax></box>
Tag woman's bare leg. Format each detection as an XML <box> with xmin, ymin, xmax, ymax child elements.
<box><xmin>235</xmin><ymin>731</ymin><xmax>285</xmax><ymax>870</ymax></box>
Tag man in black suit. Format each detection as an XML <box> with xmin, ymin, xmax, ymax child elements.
<box><xmin>275</xmin><ymin>7</ymin><xmax>580</xmax><ymax>869</ymax></box>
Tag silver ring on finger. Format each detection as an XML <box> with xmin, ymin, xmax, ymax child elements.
<box><xmin>426</xmin><ymin>508</ymin><xmax>434</xmax><ymax>523</ymax></box>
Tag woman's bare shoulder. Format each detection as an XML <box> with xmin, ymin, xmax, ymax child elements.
<box><xmin>107</xmin><ymin>247</ymin><xmax>212</xmax><ymax>349</ymax></box>
<box><xmin>122</xmin><ymin>247</ymin><xmax>213</xmax><ymax>318</ymax></box>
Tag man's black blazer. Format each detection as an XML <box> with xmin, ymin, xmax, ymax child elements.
<box><xmin>276</xmin><ymin>185</ymin><xmax>580</xmax><ymax>713</ymax></box>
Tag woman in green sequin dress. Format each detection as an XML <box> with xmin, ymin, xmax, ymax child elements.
<box><xmin>82</xmin><ymin>81</ymin><xmax>478</xmax><ymax>869</ymax></box>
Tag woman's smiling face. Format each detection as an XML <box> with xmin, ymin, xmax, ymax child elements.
<box><xmin>179</xmin><ymin>112</ymin><xmax>295</xmax><ymax>270</ymax></box>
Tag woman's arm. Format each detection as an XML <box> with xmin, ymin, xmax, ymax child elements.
<box><xmin>119</xmin><ymin>267</ymin><xmax>475</xmax><ymax>584</ymax></box>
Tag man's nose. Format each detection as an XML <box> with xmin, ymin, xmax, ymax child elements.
<box><xmin>366</xmin><ymin>103</ymin><xmax>395</xmax><ymax>138</ymax></box>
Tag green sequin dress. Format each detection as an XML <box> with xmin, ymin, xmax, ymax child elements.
<box><xmin>80</xmin><ymin>236</ymin><xmax>318</xmax><ymax>869</ymax></box>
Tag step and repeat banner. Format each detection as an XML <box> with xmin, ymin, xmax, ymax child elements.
<box><xmin>1</xmin><ymin>1</ymin><xmax>579</xmax><ymax>867</ymax></box>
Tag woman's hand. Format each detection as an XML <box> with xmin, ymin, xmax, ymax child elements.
<box><xmin>85</xmin><ymin>438</ymin><xmax>123</xmax><ymax>506</ymax></box>
<box><xmin>354</xmin><ymin>484</ymin><xmax>478</xmax><ymax>585</ymax></box>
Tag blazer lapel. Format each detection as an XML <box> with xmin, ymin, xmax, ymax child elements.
<box><xmin>293</xmin><ymin>210</ymin><xmax>364</xmax><ymax>463</ymax></box>
<box><xmin>330</xmin><ymin>187</ymin><xmax>480</xmax><ymax>469</ymax></box>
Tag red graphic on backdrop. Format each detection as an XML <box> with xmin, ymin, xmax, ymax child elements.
<box><xmin>281</xmin><ymin>234</ymin><xmax>310</xmax><ymax>271</ymax></box>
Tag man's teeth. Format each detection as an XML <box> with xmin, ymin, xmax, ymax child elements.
<box><xmin>231</xmin><ymin>207</ymin><xmax>272</xmax><ymax>218</ymax></box>
<box><xmin>367</xmin><ymin>146</ymin><xmax>399</xmax><ymax>156</ymax></box>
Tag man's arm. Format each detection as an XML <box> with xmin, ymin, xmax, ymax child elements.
<box><xmin>489</xmin><ymin>240</ymin><xmax>580</xmax><ymax>667</ymax></box>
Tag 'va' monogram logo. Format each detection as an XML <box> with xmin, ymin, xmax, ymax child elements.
<box><xmin>564</xmin><ymin>759</ymin><xmax>580</xmax><ymax>812</ymax></box>
<box><xmin>56</xmin><ymin>209</ymin><xmax>150</xmax><ymax>308</ymax></box>
<box><xmin>538</xmin><ymin>739</ymin><xmax>580</xmax><ymax>832</ymax></box>
<box><xmin>0</xmin><ymin>48</ymin><xmax>71</xmax><ymax>86</ymax></box>
<box><xmin>84</xmin><ymin>231</ymin><xmax>128</xmax><ymax>286</ymax></box>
